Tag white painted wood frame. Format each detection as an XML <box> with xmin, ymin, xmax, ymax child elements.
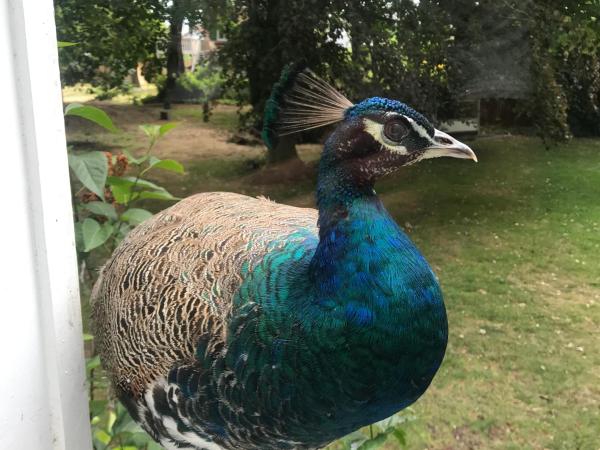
<box><xmin>0</xmin><ymin>0</ymin><xmax>92</xmax><ymax>449</ymax></box>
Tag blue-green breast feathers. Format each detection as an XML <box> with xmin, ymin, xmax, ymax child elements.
<box><xmin>166</xmin><ymin>196</ymin><xmax>446</xmax><ymax>448</ymax></box>
<box><xmin>93</xmin><ymin>191</ymin><xmax>447</xmax><ymax>449</ymax></box>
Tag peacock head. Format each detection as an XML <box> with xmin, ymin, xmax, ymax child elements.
<box><xmin>263</xmin><ymin>65</ymin><xmax>476</xmax><ymax>184</ymax></box>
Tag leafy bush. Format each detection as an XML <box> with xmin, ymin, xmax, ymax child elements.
<box><xmin>156</xmin><ymin>63</ymin><xmax>225</xmax><ymax>105</ymax></box>
<box><xmin>328</xmin><ymin>414</ymin><xmax>412</xmax><ymax>450</ymax></box>
<box><xmin>66</xmin><ymin>104</ymin><xmax>183</xmax><ymax>256</ymax></box>
<box><xmin>528</xmin><ymin>42</ymin><xmax>571</xmax><ymax>144</ymax></box>
<box><xmin>178</xmin><ymin>65</ymin><xmax>224</xmax><ymax>103</ymax></box>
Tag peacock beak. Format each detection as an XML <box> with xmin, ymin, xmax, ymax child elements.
<box><xmin>422</xmin><ymin>129</ymin><xmax>478</xmax><ymax>162</ymax></box>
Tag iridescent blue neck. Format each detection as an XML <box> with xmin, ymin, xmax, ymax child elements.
<box><xmin>315</xmin><ymin>141</ymin><xmax>375</xmax><ymax>235</ymax></box>
<box><xmin>309</xmin><ymin>138</ymin><xmax>444</xmax><ymax>325</ymax></box>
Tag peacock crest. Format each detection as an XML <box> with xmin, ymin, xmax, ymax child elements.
<box><xmin>262</xmin><ymin>64</ymin><xmax>354</xmax><ymax>150</ymax></box>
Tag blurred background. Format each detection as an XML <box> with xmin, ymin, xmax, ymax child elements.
<box><xmin>55</xmin><ymin>0</ymin><xmax>600</xmax><ymax>449</ymax></box>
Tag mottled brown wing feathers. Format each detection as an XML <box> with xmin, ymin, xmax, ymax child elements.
<box><xmin>91</xmin><ymin>192</ymin><xmax>318</xmax><ymax>397</ymax></box>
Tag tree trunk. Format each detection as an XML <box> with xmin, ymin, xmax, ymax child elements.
<box><xmin>163</xmin><ymin>11</ymin><xmax>185</xmax><ymax>109</ymax></box>
<box><xmin>268</xmin><ymin>135</ymin><xmax>299</xmax><ymax>163</ymax></box>
<box><xmin>249</xmin><ymin>0</ymin><xmax>299</xmax><ymax>163</ymax></box>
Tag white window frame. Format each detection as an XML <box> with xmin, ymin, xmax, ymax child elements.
<box><xmin>0</xmin><ymin>0</ymin><xmax>92</xmax><ymax>449</ymax></box>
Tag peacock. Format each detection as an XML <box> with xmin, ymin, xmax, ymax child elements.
<box><xmin>92</xmin><ymin>66</ymin><xmax>477</xmax><ymax>450</ymax></box>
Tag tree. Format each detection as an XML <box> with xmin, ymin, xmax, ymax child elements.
<box><xmin>55</xmin><ymin>0</ymin><xmax>167</xmax><ymax>94</ymax></box>
<box><xmin>213</xmin><ymin>0</ymin><xmax>350</xmax><ymax>162</ymax></box>
<box><xmin>340</xmin><ymin>0</ymin><xmax>457</xmax><ymax>121</ymax></box>
<box><xmin>160</xmin><ymin>0</ymin><xmax>204</xmax><ymax>108</ymax></box>
<box><xmin>55</xmin><ymin>0</ymin><xmax>205</xmax><ymax>103</ymax></box>
<box><xmin>549</xmin><ymin>0</ymin><xmax>600</xmax><ymax>136</ymax></box>
<box><xmin>502</xmin><ymin>0</ymin><xmax>600</xmax><ymax>139</ymax></box>
<box><xmin>213</xmin><ymin>0</ymin><xmax>459</xmax><ymax>162</ymax></box>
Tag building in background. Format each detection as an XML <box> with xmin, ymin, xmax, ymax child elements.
<box><xmin>181</xmin><ymin>26</ymin><xmax>226</xmax><ymax>71</ymax></box>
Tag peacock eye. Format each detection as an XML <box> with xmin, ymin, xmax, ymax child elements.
<box><xmin>383</xmin><ymin>118</ymin><xmax>409</xmax><ymax>143</ymax></box>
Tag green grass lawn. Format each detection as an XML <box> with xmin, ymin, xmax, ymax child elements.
<box><xmin>377</xmin><ymin>137</ymin><xmax>600</xmax><ymax>450</ymax></box>
<box><xmin>69</xmin><ymin>102</ymin><xmax>599</xmax><ymax>449</ymax></box>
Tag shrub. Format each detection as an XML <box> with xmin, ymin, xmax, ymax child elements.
<box><xmin>156</xmin><ymin>63</ymin><xmax>225</xmax><ymax>105</ymax></box>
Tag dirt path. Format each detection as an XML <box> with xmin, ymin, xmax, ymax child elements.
<box><xmin>66</xmin><ymin>102</ymin><xmax>265</xmax><ymax>163</ymax></box>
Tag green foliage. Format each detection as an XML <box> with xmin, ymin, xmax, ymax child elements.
<box><xmin>326</xmin><ymin>413</ymin><xmax>412</xmax><ymax>450</ymax></box>
<box><xmin>211</xmin><ymin>0</ymin><xmax>600</xmax><ymax>154</ymax></box>
<box><xmin>146</xmin><ymin>156</ymin><xmax>185</xmax><ymax>175</ymax></box>
<box><xmin>213</xmin><ymin>0</ymin><xmax>349</xmax><ymax>130</ymax></box>
<box><xmin>66</xmin><ymin>103</ymin><xmax>118</xmax><ymax>132</ymax></box>
<box><xmin>505</xmin><ymin>0</ymin><xmax>600</xmax><ymax>141</ymax></box>
<box><xmin>55</xmin><ymin>0</ymin><xmax>168</xmax><ymax>93</ymax></box>
<box><xmin>66</xmin><ymin>104</ymin><xmax>181</xmax><ymax>254</ymax></box>
<box><xmin>140</xmin><ymin>123</ymin><xmax>178</xmax><ymax>146</ymax></box>
<box><xmin>83</xmin><ymin>201</ymin><xmax>118</xmax><ymax>220</ymax></box>
<box><xmin>87</xmin><ymin>343</ymin><xmax>161</xmax><ymax>450</ymax></box>
<box><xmin>57</xmin><ymin>41</ymin><xmax>77</xmax><ymax>48</ymax></box>
<box><xmin>338</xmin><ymin>0</ymin><xmax>457</xmax><ymax>122</ymax></box>
<box><xmin>212</xmin><ymin>0</ymin><xmax>466</xmax><ymax>122</ymax></box>
<box><xmin>154</xmin><ymin>62</ymin><xmax>227</xmax><ymax>122</ymax></box>
<box><xmin>68</xmin><ymin>119</ymin><xmax>181</xmax><ymax>253</ymax></box>
<box><xmin>68</xmin><ymin>151</ymin><xmax>110</xmax><ymax>200</ymax></box>
<box><xmin>529</xmin><ymin>42</ymin><xmax>571</xmax><ymax>144</ymax></box>
<box><xmin>552</xmin><ymin>2</ymin><xmax>600</xmax><ymax>136</ymax></box>
<box><xmin>56</xmin><ymin>0</ymin><xmax>208</xmax><ymax>97</ymax></box>
<box><xmin>80</xmin><ymin>217</ymin><xmax>114</xmax><ymax>252</ymax></box>
<box><xmin>173</xmin><ymin>64</ymin><xmax>225</xmax><ymax>104</ymax></box>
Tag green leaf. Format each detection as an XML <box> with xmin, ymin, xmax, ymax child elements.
<box><xmin>356</xmin><ymin>433</ymin><xmax>388</xmax><ymax>450</ymax></box>
<box><xmin>138</xmin><ymin>190</ymin><xmax>178</xmax><ymax>201</ymax></box>
<box><xmin>106</xmin><ymin>410</ymin><xmax>117</xmax><ymax>434</ymax></box>
<box><xmin>140</xmin><ymin>123</ymin><xmax>177</xmax><ymax>146</ymax></box>
<box><xmin>86</xmin><ymin>355</ymin><xmax>101</xmax><ymax>370</ymax></box>
<box><xmin>121</xmin><ymin>148</ymin><xmax>147</xmax><ymax>165</ymax></box>
<box><xmin>146</xmin><ymin>156</ymin><xmax>185</xmax><ymax>174</ymax></box>
<box><xmin>139</xmin><ymin>124</ymin><xmax>160</xmax><ymax>140</ymax></box>
<box><xmin>89</xmin><ymin>399</ymin><xmax>109</xmax><ymax>418</ymax></box>
<box><xmin>112</xmin><ymin>406</ymin><xmax>138</xmax><ymax>435</ymax></box>
<box><xmin>159</xmin><ymin>122</ymin><xmax>177</xmax><ymax>137</ymax></box>
<box><xmin>83</xmin><ymin>333</ymin><xmax>94</xmax><ymax>341</ymax></box>
<box><xmin>107</xmin><ymin>176</ymin><xmax>177</xmax><ymax>202</ymax></box>
<box><xmin>107</xmin><ymin>176</ymin><xmax>162</xmax><ymax>191</ymax></box>
<box><xmin>110</xmin><ymin>183</ymin><xmax>132</xmax><ymax>204</ymax></box>
<box><xmin>83</xmin><ymin>201</ymin><xmax>117</xmax><ymax>220</ymax></box>
<box><xmin>393</xmin><ymin>429</ymin><xmax>407</xmax><ymax>446</ymax></box>
<box><xmin>81</xmin><ymin>218</ymin><xmax>114</xmax><ymax>252</ymax></box>
<box><xmin>57</xmin><ymin>41</ymin><xmax>77</xmax><ymax>48</ymax></box>
<box><xmin>115</xmin><ymin>223</ymin><xmax>132</xmax><ymax>243</ymax></box>
<box><xmin>65</xmin><ymin>103</ymin><xmax>117</xmax><ymax>132</ymax></box>
<box><xmin>68</xmin><ymin>152</ymin><xmax>108</xmax><ymax>200</ymax></box>
<box><xmin>93</xmin><ymin>429</ymin><xmax>111</xmax><ymax>446</ymax></box>
<box><xmin>121</xmin><ymin>208</ymin><xmax>153</xmax><ymax>225</ymax></box>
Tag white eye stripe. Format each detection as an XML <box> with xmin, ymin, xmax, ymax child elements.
<box><xmin>403</xmin><ymin>115</ymin><xmax>434</xmax><ymax>141</ymax></box>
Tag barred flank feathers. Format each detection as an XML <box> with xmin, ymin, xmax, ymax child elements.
<box><xmin>262</xmin><ymin>64</ymin><xmax>354</xmax><ymax>150</ymax></box>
